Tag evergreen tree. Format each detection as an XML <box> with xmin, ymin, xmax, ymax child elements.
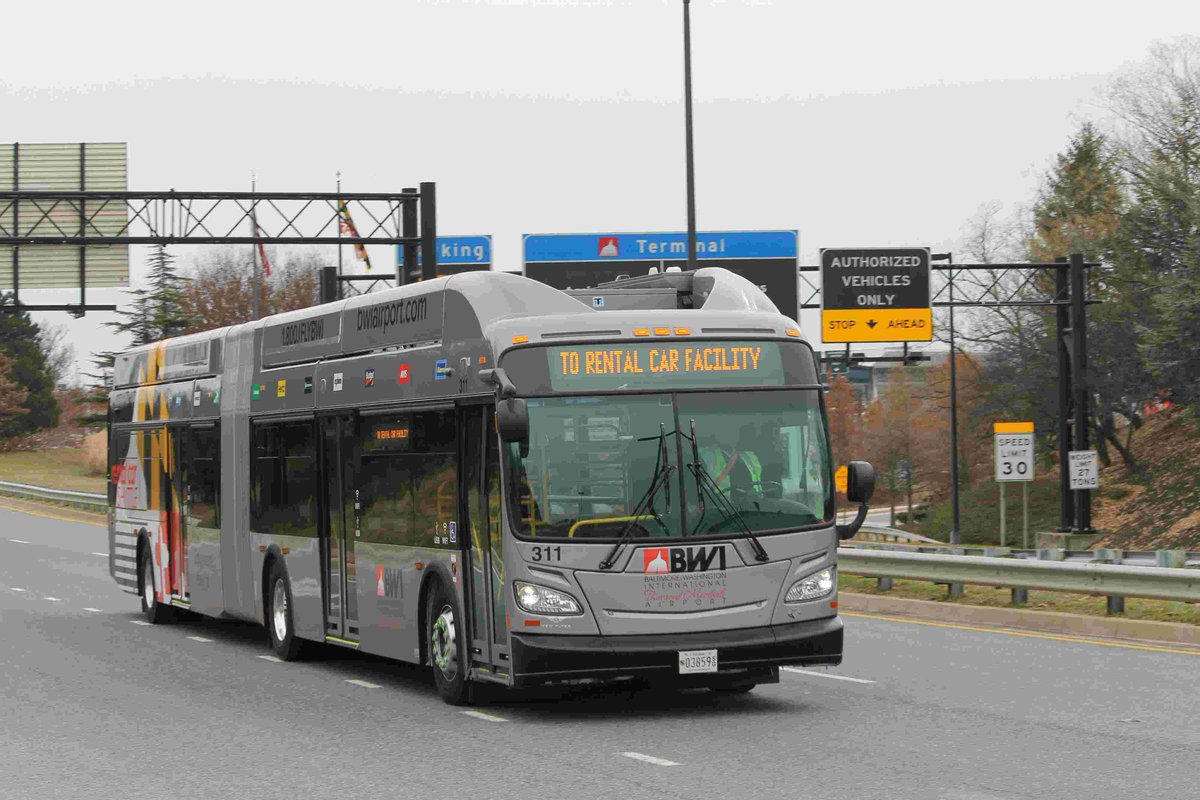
<box><xmin>0</xmin><ymin>351</ymin><xmax>30</xmax><ymax>424</ymax></box>
<box><xmin>0</xmin><ymin>294</ymin><xmax>60</xmax><ymax>436</ymax></box>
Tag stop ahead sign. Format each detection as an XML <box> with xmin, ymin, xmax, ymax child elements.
<box><xmin>820</xmin><ymin>247</ymin><xmax>932</xmax><ymax>343</ymax></box>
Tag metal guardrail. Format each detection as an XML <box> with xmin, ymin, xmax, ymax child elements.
<box><xmin>851</xmin><ymin>524</ymin><xmax>943</xmax><ymax>545</ymax></box>
<box><xmin>845</xmin><ymin>541</ymin><xmax>1200</xmax><ymax>568</ymax></box>
<box><xmin>838</xmin><ymin>548</ymin><xmax>1200</xmax><ymax>603</ymax></box>
<box><xmin>0</xmin><ymin>480</ymin><xmax>106</xmax><ymax>512</ymax></box>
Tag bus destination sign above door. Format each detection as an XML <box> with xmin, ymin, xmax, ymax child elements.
<box><xmin>819</xmin><ymin>247</ymin><xmax>932</xmax><ymax>343</ymax></box>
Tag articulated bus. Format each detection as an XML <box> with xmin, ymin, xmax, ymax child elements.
<box><xmin>108</xmin><ymin>267</ymin><xmax>875</xmax><ymax>703</ymax></box>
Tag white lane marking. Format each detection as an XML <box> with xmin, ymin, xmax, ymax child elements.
<box><xmin>130</xmin><ymin>620</ymin><xmax>151</xmax><ymax>626</ymax></box>
<box><xmin>8</xmin><ymin>539</ymin><xmax>31</xmax><ymax>544</ymax></box>
<box><xmin>781</xmin><ymin>667</ymin><xmax>875</xmax><ymax>684</ymax></box>
<box><xmin>187</xmin><ymin>636</ymin><xmax>213</xmax><ymax>643</ymax></box>
<box><xmin>257</xmin><ymin>655</ymin><xmax>283</xmax><ymax>663</ymax></box>
<box><xmin>620</xmin><ymin>752</ymin><xmax>680</xmax><ymax>767</ymax></box>
<box><xmin>83</xmin><ymin>607</ymin><xmax>102</xmax><ymax>613</ymax></box>
<box><xmin>91</xmin><ymin>552</ymin><xmax>109</xmax><ymax>557</ymax></box>
<box><xmin>11</xmin><ymin>588</ymin><xmax>26</xmax><ymax>593</ymax></box>
<box><xmin>43</xmin><ymin>596</ymin><xmax>62</xmax><ymax>602</ymax></box>
<box><xmin>345</xmin><ymin>679</ymin><xmax>382</xmax><ymax>689</ymax></box>
<box><xmin>460</xmin><ymin>710</ymin><xmax>508</xmax><ymax>723</ymax></box>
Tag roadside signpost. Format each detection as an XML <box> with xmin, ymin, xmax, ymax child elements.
<box><xmin>994</xmin><ymin>422</ymin><xmax>1035</xmax><ymax>547</ymax></box>
<box><xmin>523</xmin><ymin>230</ymin><xmax>800</xmax><ymax>320</ymax></box>
<box><xmin>819</xmin><ymin>247</ymin><xmax>932</xmax><ymax>343</ymax></box>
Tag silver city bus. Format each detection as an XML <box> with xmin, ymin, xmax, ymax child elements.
<box><xmin>108</xmin><ymin>267</ymin><xmax>875</xmax><ymax>704</ymax></box>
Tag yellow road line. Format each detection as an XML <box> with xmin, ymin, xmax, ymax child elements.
<box><xmin>0</xmin><ymin>498</ymin><xmax>105</xmax><ymax>528</ymax></box>
<box><xmin>842</xmin><ymin>611</ymin><xmax>1200</xmax><ymax>657</ymax></box>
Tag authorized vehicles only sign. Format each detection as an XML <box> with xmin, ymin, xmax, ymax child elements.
<box><xmin>819</xmin><ymin>247</ymin><xmax>932</xmax><ymax>343</ymax></box>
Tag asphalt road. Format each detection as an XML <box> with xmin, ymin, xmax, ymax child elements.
<box><xmin>2</xmin><ymin>504</ymin><xmax>1199</xmax><ymax>800</ymax></box>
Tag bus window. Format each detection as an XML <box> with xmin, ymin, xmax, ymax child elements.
<box><xmin>358</xmin><ymin>414</ymin><xmax>416</xmax><ymax>545</ymax></box>
<box><xmin>250</xmin><ymin>421</ymin><xmax>319</xmax><ymax>537</ymax></box>
<box><xmin>182</xmin><ymin>425</ymin><xmax>220</xmax><ymax>531</ymax></box>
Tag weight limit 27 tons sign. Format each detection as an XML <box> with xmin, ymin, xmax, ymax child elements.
<box><xmin>820</xmin><ymin>247</ymin><xmax>932</xmax><ymax>343</ymax></box>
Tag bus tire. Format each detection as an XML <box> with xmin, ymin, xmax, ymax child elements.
<box><xmin>139</xmin><ymin>545</ymin><xmax>174</xmax><ymax>625</ymax></box>
<box><xmin>427</xmin><ymin>580</ymin><xmax>470</xmax><ymax>705</ymax></box>
<box><xmin>265</xmin><ymin>560</ymin><xmax>305</xmax><ymax>661</ymax></box>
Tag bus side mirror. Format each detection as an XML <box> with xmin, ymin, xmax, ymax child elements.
<box><xmin>497</xmin><ymin>398</ymin><xmax>529</xmax><ymax>458</ymax></box>
<box><xmin>846</xmin><ymin>461</ymin><xmax>875</xmax><ymax>504</ymax></box>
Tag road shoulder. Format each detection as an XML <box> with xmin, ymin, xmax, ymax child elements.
<box><xmin>841</xmin><ymin>591</ymin><xmax>1200</xmax><ymax>648</ymax></box>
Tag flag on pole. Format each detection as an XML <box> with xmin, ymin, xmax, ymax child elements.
<box><xmin>251</xmin><ymin>205</ymin><xmax>272</xmax><ymax>277</ymax></box>
<box><xmin>338</xmin><ymin>200</ymin><xmax>372</xmax><ymax>271</ymax></box>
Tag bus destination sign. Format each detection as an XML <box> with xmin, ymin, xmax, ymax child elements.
<box><xmin>819</xmin><ymin>247</ymin><xmax>932</xmax><ymax>343</ymax></box>
<box><xmin>547</xmin><ymin>341</ymin><xmax>785</xmax><ymax>391</ymax></box>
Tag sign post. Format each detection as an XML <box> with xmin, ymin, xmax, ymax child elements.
<box><xmin>994</xmin><ymin>422</ymin><xmax>1035</xmax><ymax>548</ymax></box>
<box><xmin>819</xmin><ymin>247</ymin><xmax>932</xmax><ymax>343</ymax></box>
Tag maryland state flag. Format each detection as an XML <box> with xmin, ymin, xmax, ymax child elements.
<box><xmin>338</xmin><ymin>200</ymin><xmax>372</xmax><ymax>271</ymax></box>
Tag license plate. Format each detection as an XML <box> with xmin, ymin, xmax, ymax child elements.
<box><xmin>678</xmin><ymin>649</ymin><xmax>718</xmax><ymax>674</ymax></box>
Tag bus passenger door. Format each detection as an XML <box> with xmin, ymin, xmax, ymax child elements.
<box><xmin>461</xmin><ymin>405</ymin><xmax>508</xmax><ymax>675</ymax></box>
<box><xmin>320</xmin><ymin>415</ymin><xmax>358</xmax><ymax>641</ymax></box>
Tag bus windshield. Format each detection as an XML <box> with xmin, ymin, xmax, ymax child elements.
<box><xmin>507</xmin><ymin>389</ymin><xmax>833</xmax><ymax>541</ymax></box>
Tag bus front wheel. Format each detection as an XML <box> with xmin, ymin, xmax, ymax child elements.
<box><xmin>427</xmin><ymin>581</ymin><xmax>470</xmax><ymax>705</ymax></box>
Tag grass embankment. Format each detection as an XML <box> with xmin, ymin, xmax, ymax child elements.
<box><xmin>839</xmin><ymin>574</ymin><xmax>1200</xmax><ymax>625</ymax></box>
<box><xmin>0</xmin><ymin>447</ymin><xmax>106</xmax><ymax>493</ymax></box>
<box><xmin>907</xmin><ymin>477</ymin><xmax>1062</xmax><ymax>546</ymax></box>
<box><xmin>905</xmin><ymin>408</ymin><xmax>1200</xmax><ymax>550</ymax></box>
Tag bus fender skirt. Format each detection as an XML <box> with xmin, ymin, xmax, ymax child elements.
<box><xmin>509</xmin><ymin>615</ymin><xmax>843</xmax><ymax>687</ymax></box>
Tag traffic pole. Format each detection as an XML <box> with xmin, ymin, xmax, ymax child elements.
<box><xmin>683</xmin><ymin>0</ymin><xmax>698</xmax><ymax>272</ymax></box>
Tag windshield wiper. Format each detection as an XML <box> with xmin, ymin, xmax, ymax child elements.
<box><xmin>599</xmin><ymin>423</ymin><xmax>675</xmax><ymax>570</ymax></box>
<box><xmin>686</xmin><ymin>418</ymin><xmax>769</xmax><ymax>562</ymax></box>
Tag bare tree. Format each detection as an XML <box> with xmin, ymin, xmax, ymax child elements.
<box><xmin>36</xmin><ymin>323</ymin><xmax>77</xmax><ymax>387</ymax></box>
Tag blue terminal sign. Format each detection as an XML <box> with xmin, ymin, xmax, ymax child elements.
<box><xmin>396</xmin><ymin>235</ymin><xmax>492</xmax><ymax>276</ymax></box>
<box><xmin>523</xmin><ymin>230</ymin><xmax>796</xmax><ymax>263</ymax></box>
<box><xmin>523</xmin><ymin>230</ymin><xmax>800</xmax><ymax>320</ymax></box>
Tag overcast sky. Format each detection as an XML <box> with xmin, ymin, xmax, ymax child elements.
<box><xmin>3</xmin><ymin>0</ymin><xmax>1198</xmax><ymax>379</ymax></box>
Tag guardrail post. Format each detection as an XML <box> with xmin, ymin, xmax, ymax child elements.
<box><xmin>1156</xmin><ymin>550</ymin><xmax>1188</xmax><ymax>569</ymax></box>
<box><xmin>877</xmin><ymin>577</ymin><xmax>893</xmax><ymax>591</ymax></box>
<box><xmin>946</xmin><ymin>547</ymin><xmax>966</xmax><ymax>598</ymax></box>
<box><xmin>1011</xmin><ymin>587</ymin><xmax>1028</xmax><ymax>605</ymax></box>
<box><xmin>1093</xmin><ymin>550</ymin><xmax>1125</xmax><ymax>614</ymax></box>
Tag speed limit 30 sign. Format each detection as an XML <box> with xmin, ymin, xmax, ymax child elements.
<box><xmin>994</xmin><ymin>421</ymin><xmax>1034</xmax><ymax>482</ymax></box>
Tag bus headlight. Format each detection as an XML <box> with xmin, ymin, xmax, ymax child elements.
<box><xmin>785</xmin><ymin>567</ymin><xmax>836</xmax><ymax>603</ymax></box>
<box><xmin>514</xmin><ymin>581</ymin><xmax>583</xmax><ymax>616</ymax></box>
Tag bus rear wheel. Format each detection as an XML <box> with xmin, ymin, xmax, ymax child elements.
<box><xmin>266</xmin><ymin>560</ymin><xmax>305</xmax><ymax>661</ymax></box>
<box><xmin>427</xmin><ymin>581</ymin><xmax>470</xmax><ymax>705</ymax></box>
<box><xmin>139</xmin><ymin>546</ymin><xmax>174</xmax><ymax>624</ymax></box>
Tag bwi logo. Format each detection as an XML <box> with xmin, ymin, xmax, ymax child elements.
<box><xmin>376</xmin><ymin>566</ymin><xmax>402</xmax><ymax>598</ymax></box>
<box><xmin>643</xmin><ymin>546</ymin><xmax>726</xmax><ymax>573</ymax></box>
<box><xmin>598</xmin><ymin>236</ymin><xmax>619</xmax><ymax>257</ymax></box>
<box><xmin>643</xmin><ymin>548</ymin><xmax>670</xmax><ymax>574</ymax></box>
<box><xmin>398</xmin><ymin>364</ymin><xmax>410</xmax><ymax>384</ymax></box>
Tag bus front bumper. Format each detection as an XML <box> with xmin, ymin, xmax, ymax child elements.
<box><xmin>509</xmin><ymin>615</ymin><xmax>842</xmax><ymax>687</ymax></box>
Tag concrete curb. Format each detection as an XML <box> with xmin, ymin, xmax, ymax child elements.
<box><xmin>839</xmin><ymin>591</ymin><xmax>1200</xmax><ymax>648</ymax></box>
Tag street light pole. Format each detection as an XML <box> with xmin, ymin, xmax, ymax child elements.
<box><xmin>683</xmin><ymin>0</ymin><xmax>698</xmax><ymax>271</ymax></box>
